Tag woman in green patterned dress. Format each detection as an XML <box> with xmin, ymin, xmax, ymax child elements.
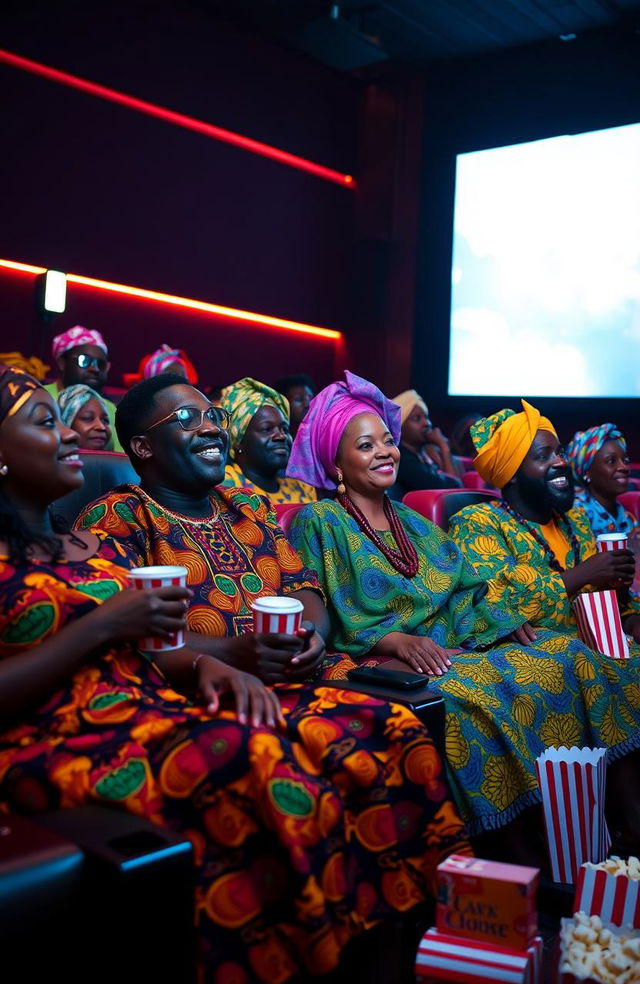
<box><xmin>286</xmin><ymin>372</ymin><xmax>640</xmax><ymax>852</ymax></box>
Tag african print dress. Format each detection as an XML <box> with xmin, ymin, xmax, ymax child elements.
<box><xmin>0</xmin><ymin>542</ymin><xmax>469</xmax><ymax>984</ymax></box>
<box><xmin>222</xmin><ymin>462</ymin><xmax>317</xmax><ymax>505</ymax></box>
<box><xmin>573</xmin><ymin>487</ymin><xmax>639</xmax><ymax>539</ymax></box>
<box><xmin>288</xmin><ymin>500</ymin><xmax>640</xmax><ymax>836</ymax></box>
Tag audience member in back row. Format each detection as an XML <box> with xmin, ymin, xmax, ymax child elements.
<box><xmin>70</xmin><ymin>372</ymin><xmax>471</xmax><ymax>978</ymax></box>
<box><xmin>566</xmin><ymin>423</ymin><xmax>639</xmax><ymax>539</ymax></box>
<box><xmin>389</xmin><ymin>389</ymin><xmax>462</xmax><ymax>499</ymax></box>
<box><xmin>58</xmin><ymin>384</ymin><xmax>112</xmax><ymax>451</ymax></box>
<box><xmin>44</xmin><ymin>325</ymin><xmax>122</xmax><ymax>450</ymax></box>
<box><xmin>122</xmin><ymin>343</ymin><xmax>199</xmax><ymax>387</ymax></box>
<box><xmin>220</xmin><ymin>377</ymin><xmax>316</xmax><ymax>504</ymax></box>
<box><xmin>274</xmin><ymin>373</ymin><xmax>315</xmax><ymax>437</ymax></box>
<box><xmin>285</xmin><ymin>371</ymin><xmax>640</xmax><ymax>859</ymax></box>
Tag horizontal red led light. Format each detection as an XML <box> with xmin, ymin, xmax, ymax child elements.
<box><xmin>0</xmin><ymin>259</ymin><xmax>342</xmax><ymax>341</ymax></box>
<box><xmin>0</xmin><ymin>48</ymin><xmax>355</xmax><ymax>189</ymax></box>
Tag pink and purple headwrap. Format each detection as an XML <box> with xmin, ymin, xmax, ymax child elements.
<box><xmin>287</xmin><ymin>370</ymin><xmax>401</xmax><ymax>490</ymax></box>
<box><xmin>52</xmin><ymin>326</ymin><xmax>107</xmax><ymax>360</ymax></box>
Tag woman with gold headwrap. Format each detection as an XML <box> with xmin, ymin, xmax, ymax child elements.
<box><xmin>391</xmin><ymin>390</ymin><xmax>462</xmax><ymax>499</ymax></box>
<box><xmin>221</xmin><ymin>377</ymin><xmax>316</xmax><ymax>504</ymax></box>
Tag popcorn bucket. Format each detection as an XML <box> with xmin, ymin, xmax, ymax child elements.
<box><xmin>595</xmin><ymin>533</ymin><xmax>628</xmax><ymax>553</ymax></box>
<box><xmin>557</xmin><ymin>914</ymin><xmax>640</xmax><ymax>984</ymax></box>
<box><xmin>129</xmin><ymin>565</ymin><xmax>188</xmax><ymax>652</ymax></box>
<box><xmin>573</xmin><ymin>590</ymin><xmax>630</xmax><ymax>660</ymax></box>
<box><xmin>574</xmin><ymin>857</ymin><xmax>640</xmax><ymax>929</ymax></box>
<box><xmin>415</xmin><ymin>927</ymin><xmax>543</xmax><ymax>984</ymax></box>
<box><xmin>535</xmin><ymin>747</ymin><xmax>611</xmax><ymax>885</ymax></box>
<box><xmin>251</xmin><ymin>596</ymin><xmax>304</xmax><ymax>635</ymax></box>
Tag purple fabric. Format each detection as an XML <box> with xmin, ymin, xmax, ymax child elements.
<box><xmin>287</xmin><ymin>370</ymin><xmax>401</xmax><ymax>490</ymax></box>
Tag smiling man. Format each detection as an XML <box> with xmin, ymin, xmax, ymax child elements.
<box><xmin>448</xmin><ymin>399</ymin><xmax>640</xmax><ymax>640</ymax></box>
<box><xmin>75</xmin><ymin>373</ymin><xmax>328</xmax><ymax>683</ymax></box>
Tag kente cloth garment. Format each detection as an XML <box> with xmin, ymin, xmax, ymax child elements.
<box><xmin>288</xmin><ymin>500</ymin><xmax>640</xmax><ymax>835</ymax></box>
<box><xmin>58</xmin><ymin>384</ymin><xmax>109</xmax><ymax>427</ymax></box>
<box><xmin>566</xmin><ymin>424</ymin><xmax>626</xmax><ymax>482</ymax></box>
<box><xmin>222</xmin><ymin>462</ymin><xmax>317</xmax><ymax>505</ymax></box>
<box><xmin>44</xmin><ymin>382</ymin><xmax>122</xmax><ymax>452</ymax></box>
<box><xmin>51</xmin><ymin>325</ymin><xmax>107</xmax><ymax>358</ymax></box>
<box><xmin>76</xmin><ymin>485</ymin><xmax>320</xmax><ymax>636</ymax></box>
<box><xmin>448</xmin><ymin>500</ymin><xmax>640</xmax><ymax>630</ymax></box>
<box><xmin>287</xmin><ymin>371</ymin><xmax>401</xmax><ymax>492</ymax></box>
<box><xmin>471</xmin><ymin>400</ymin><xmax>556</xmax><ymax>489</ymax></box>
<box><xmin>0</xmin><ymin>544</ymin><xmax>469</xmax><ymax>984</ymax></box>
<box><xmin>573</xmin><ymin>487</ymin><xmax>639</xmax><ymax>538</ymax></box>
<box><xmin>221</xmin><ymin>378</ymin><xmax>289</xmax><ymax>454</ymax></box>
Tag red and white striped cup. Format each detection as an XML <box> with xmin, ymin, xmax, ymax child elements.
<box><xmin>596</xmin><ymin>533</ymin><xmax>628</xmax><ymax>552</ymax></box>
<box><xmin>128</xmin><ymin>565</ymin><xmax>188</xmax><ymax>652</ymax></box>
<box><xmin>251</xmin><ymin>596</ymin><xmax>303</xmax><ymax>635</ymax></box>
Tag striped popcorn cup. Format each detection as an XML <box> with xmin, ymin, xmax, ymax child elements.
<box><xmin>415</xmin><ymin>927</ymin><xmax>543</xmax><ymax>984</ymax></box>
<box><xmin>596</xmin><ymin>533</ymin><xmax>628</xmax><ymax>552</ymax></box>
<box><xmin>128</xmin><ymin>565</ymin><xmax>188</xmax><ymax>652</ymax></box>
<box><xmin>574</xmin><ymin>858</ymin><xmax>640</xmax><ymax>929</ymax></box>
<box><xmin>251</xmin><ymin>596</ymin><xmax>303</xmax><ymax>635</ymax></box>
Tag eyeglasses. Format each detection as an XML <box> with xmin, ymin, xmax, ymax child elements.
<box><xmin>146</xmin><ymin>404</ymin><xmax>230</xmax><ymax>432</ymax></box>
<box><xmin>69</xmin><ymin>353</ymin><xmax>109</xmax><ymax>371</ymax></box>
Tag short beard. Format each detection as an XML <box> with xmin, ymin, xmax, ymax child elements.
<box><xmin>515</xmin><ymin>467</ymin><xmax>575</xmax><ymax>517</ymax></box>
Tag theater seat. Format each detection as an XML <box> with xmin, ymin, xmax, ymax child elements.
<box><xmin>53</xmin><ymin>450</ymin><xmax>138</xmax><ymax>526</ymax></box>
<box><xmin>619</xmin><ymin>490</ymin><xmax>640</xmax><ymax>521</ymax></box>
<box><xmin>461</xmin><ymin>470</ymin><xmax>499</xmax><ymax>494</ymax></box>
<box><xmin>274</xmin><ymin>502</ymin><xmax>305</xmax><ymax>533</ymax></box>
<box><xmin>403</xmin><ymin>488</ymin><xmax>498</xmax><ymax>531</ymax></box>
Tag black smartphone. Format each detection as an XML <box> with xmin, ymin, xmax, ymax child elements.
<box><xmin>347</xmin><ymin>665</ymin><xmax>427</xmax><ymax>690</ymax></box>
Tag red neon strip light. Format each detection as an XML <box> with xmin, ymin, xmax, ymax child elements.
<box><xmin>0</xmin><ymin>259</ymin><xmax>342</xmax><ymax>341</ymax></box>
<box><xmin>0</xmin><ymin>48</ymin><xmax>355</xmax><ymax>189</ymax></box>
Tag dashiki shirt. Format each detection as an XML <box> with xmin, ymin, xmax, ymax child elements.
<box><xmin>574</xmin><ymin>487</ymin><xmax>639</xmax><ymax>539</ymax></box>
<box><xmin>0</xmin><ymin>537</ymin><xmax>469</xmax><ymax>984</ymax></box>
<box><xmin>222</xmin><ymin>462</ymin><xmax>317</xmax><ymax>506</ymax></box>
<box><xmin>288</xmin><ymin>499</ymin><xmax>640</xmax><ymax>837</ymax></box>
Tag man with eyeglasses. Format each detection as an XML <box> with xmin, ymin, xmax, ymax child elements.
<box><xmin>75</xmin><ymin>373</ymin><xmax>330</xmax><ymax>685</ymax></box>
<box><xmin>44</xmin><ymin>325</ymin><xmax>123</xmax><ymax>450</ymax></box>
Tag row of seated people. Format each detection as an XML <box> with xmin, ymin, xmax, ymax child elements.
<box><xmin>1</xmin><ymin>363</ymin><xmax>640</xmax><ymax>984</ymax></box>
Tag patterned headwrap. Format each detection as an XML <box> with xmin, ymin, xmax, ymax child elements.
<box><xmin>471</xmin><ymin>399</ymin><xmax>557</xmax><ymax>489</ymax></box>
<box><xmin>393</xmin><ymin>389</ymin><xmax>428</xmax><ymax>426</ymax></box>
<box><xmin>287</xmin><ymin>370</ymin><xmax>401</xmax><ymax>491</ymax></box>
<box><xmin>0</xmin><ymin>364</ymin><xmax>43</xmax><ymax>425</ymax></box>
<box><xmin>58</xmin><ymin>384</ymin><xmax>109</xmax><ymax>428</ymax></box>
<box><xmin>52</xmin><ymin>326</ymin><xmax>108</xmax><ymax>359</ymax></box>
<box><xmin>221</xmin><ymin>377</ymin><xmax>289</xmax><ymax>454</ymax></box>
<box><xmin>122</xmin><ymin>344</ymin><xmax>198</xmax><ymax>388</ymax></box>
<box><xmin>566</xmin><ymin>424</ymin><xmax>626</xmax><ymax>483</ymax></box>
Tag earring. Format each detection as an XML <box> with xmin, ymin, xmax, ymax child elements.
<box><xmin>336</xmin><ymin>469</ymin><xmax>346</xmax><ymax>495</ymax></box>
<box><xmin>584</xmin><ymin>475</ymin><xmax>590</xmax><ymax>484</ymax></box>
<box><xmin>0</xmin><ymin>465</ymin><xmax>7</xmax><ymax>476</ymax></box>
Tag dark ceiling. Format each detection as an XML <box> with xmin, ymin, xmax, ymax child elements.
<box><xmin>213</xmin><ymin>0</ymin><xmax>640</xmax><ymax>72</ymax></box>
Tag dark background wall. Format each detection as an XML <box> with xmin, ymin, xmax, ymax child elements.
<box><xmin>415</xmin><ymin>27</ymin><xmax>640</xmax><ymax>451</ymax></box>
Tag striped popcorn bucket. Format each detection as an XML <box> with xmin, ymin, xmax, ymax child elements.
<box><xmin>535</xmin><ymin>747</ymin><xmax>611</xmax><ymax>885</ymax></box>
<box><xmin>251</xmin><ymin>596</ymin><xmax>303</xmax><ymax>635</ymax></box>
<box><xmin>415</xmin><ymin>927</ymin><xmax>543</xmax><ymax>984</ymax></box>
<box><xmin>128</xmin><ymin>565</ymin><xmax>187</xmax><ymax>652</ymax></box>
<box><xmin>573</xmin><ymin>590</ymin><xmax>630</xmax><ymax>659</ymax></box>
<box><xmin>596</xmin><ymin>533</ymin><xmax>628</xmax><ymax>552</ymax></box>
<box><xmin>574</xmin><ymin>861</ymin><xmax>640</xmax><ymax>929</ymax></box>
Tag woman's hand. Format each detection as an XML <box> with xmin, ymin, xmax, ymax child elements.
<box><xmin>92</xmin><ymin>586</ymin><xmax>190</xmax><ymax>644</ymax></box>
<box><xmin>372</xmin><ymin>632</ymin><xmax>452</xmax><ymax>676</ymax></box>
<box><xmin>507</xmin><ymin>622</ymin><xmax>538</xmax><ymax>645</ymax></box>
<box><xmin>194</xmin><ymin>655</ymin><xmax>285</xmax><ymax>728</ymax></box>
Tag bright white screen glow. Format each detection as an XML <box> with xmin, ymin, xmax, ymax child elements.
<box><xmin>448</xmin><ymin>123</ymin><xmax>640</xmax><ymax>397</ymax></box>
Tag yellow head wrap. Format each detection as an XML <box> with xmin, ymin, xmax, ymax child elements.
<box><xmin>471</xmin><ymin>399</ymin><xmax>557</xmax><ymax>489</ymax></box>
<box><xmin>392</xmin><ymin>389</ymin><xmax>428</xmax><ymax>425</ymax></box>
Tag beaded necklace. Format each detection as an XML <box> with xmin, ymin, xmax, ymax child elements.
<box><xmin>337</xmin><ymin>492</ymin><xmax>419</xmax><ymax>577</ymax></box>
<box><xmin>498</xmin><ymin>500</ymin><xmax>581</xmax><ymax>574</ymax></box>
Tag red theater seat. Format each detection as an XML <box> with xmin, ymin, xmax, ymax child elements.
<box><xmin>618</xmin><ymin>490</ymin><xmax>640</xmax><ymax>521</ymax></box>
<box><xmin>461</xmin><ymin>470</ymin><xmax>499</xmax><ymax>494</ymax></box>
<box><xmin>403</xmin><ymin>488</ymin><xmax>498</xmax><ymax>531</ymax></box>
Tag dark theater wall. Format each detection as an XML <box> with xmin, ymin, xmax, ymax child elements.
<box><xmin>415</xmin><ymin>27</ymin><xmax>640</xmax><ymax>450</ymax></box>
<box><xmin>0</xmin><ymin>2</ymin><xmax>359</xmax><ymax>390</ymax></box>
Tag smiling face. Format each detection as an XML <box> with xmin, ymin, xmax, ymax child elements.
<box><xmin>58</xmin><ymin>344</ymin><xmax>110</xmax><ymax>391</ymax></box>
<box><xmin>513</xmin><ymin>428</ymin><xmax>574</xmax><ymax>515</ymax></box>
<box><xmin>131</xmin><ymin>383</ymin><xmax>229</xmax><ymax>493</ymax></box>
<box><xmin>0</xmin><ymin>389</ymin><xmax>83</xmax><ymax>505</ymax></box>
<box><xmin>71</xmin><ymin>398</ymin><xmax>111</xmax><ymax>450</ymax></box>
<box><xmin>336</xmin><ymin>412</ymin><xmax>400</xmax><ymax>498</ymax></box>
<box><xmin>587</xmin><ymin>439</ymin><xmax>629</xmax><ymax>503</ymax></box>
<box><xmin>238</xmin><ymin>404</ymin><xmax>292</xmax><ymax>479</ymax></box>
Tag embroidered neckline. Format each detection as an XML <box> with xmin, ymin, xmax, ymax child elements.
<box><xmin>132</xmin><ymin>485</ymin><xmax>221</xmax><ymax>525</ymax></box>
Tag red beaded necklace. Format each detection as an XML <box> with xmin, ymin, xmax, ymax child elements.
<box><xmin>498</xmin><ymin>500</ymin><xmax>581</xmax><ymax>573</ymax></box>
<box><xmin>337</xmin><ymin>492</ymin><xmax>419</xmax><ymax>577</ymax></box>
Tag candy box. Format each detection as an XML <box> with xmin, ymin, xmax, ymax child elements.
<box><xmin>415</xmin><ymin>927</ymin><xmax>543</xmax><ymax>984</ymax></box>
<box><xmin>436</xmin><ymin>855</ymin><xmax>539</xmax><ymax>951</ymax></box>
<box><xmin>574</xmin><ymin>857</ymin><xmax>640</xmax><ymax>930</ymax></box>
<box><xmin>556</xmin><ymin>913</ymin><xmax>640</xmax><ymax>983</ymax></box>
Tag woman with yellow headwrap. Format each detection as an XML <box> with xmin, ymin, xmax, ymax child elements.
<box><xmin>221</xmin><ymin>377</ymin><xmax>316</xmax><ymax>504</ymax></box>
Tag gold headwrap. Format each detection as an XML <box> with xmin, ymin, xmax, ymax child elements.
<box><xmin>392</xmin><ymin>389</ymin><xmax>428</xmax><ymax>425</ymax></box>
<box><xmin>471</xmin><ymin>399</ymin><xmax>557</xmax><ymax>489</ymax></box>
